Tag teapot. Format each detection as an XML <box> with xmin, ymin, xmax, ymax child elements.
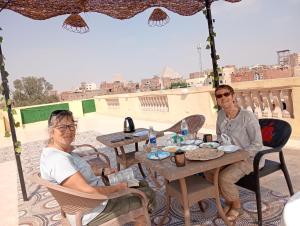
<box><xmin>123</xmin><ymin>117</ymin><xmax>135</xmax><ymax>133</ymax></box>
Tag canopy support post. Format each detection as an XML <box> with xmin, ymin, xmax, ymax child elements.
<box><xmin>205</xmin><ymin>0</ymin><xmax>219</xmax><ymax>87</ymax></box>
<box><xmin>0</xmin><ymin>42</ymin><xmax>28</xmax><ymax>201</ymax></box>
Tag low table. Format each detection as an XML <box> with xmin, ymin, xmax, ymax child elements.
<box><xmin>96</xmin><ymin>128</ymin><xmax>164</xmax><ymax>177</ymax></box>
<box><xmin>136</xmin><ymin>150</ymin><xmax>249</xmax><ymax>226</ymax></box>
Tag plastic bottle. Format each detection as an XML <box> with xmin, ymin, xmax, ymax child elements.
<box><xmin>180</xmin><ymin>119</ymin><xmax>189</xmax><ymax>140</ymax></box>
<box><xmin>148</xmin><ymin>126</ymin><xmax>157</xmax><ymax>152</ymax></box>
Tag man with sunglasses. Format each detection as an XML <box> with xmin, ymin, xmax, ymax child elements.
<box><xmin>205</xmin><ymin>85</ymin><xmax>263</xmax><ymax>222</ymax></box>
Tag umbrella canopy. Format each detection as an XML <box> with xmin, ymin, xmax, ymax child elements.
<box><xmin>0</xmin><ymin>0</ymin><xmax>242</xmax><ymax>201</ymax></box>
<box><xmin>1</xmin><ymin>0</ymin><xmax>240</xmax><ymax>20</ymax></box>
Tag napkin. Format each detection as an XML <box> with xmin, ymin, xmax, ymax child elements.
<box><xmin>221</xmin><ymin>133</ymin><xmax>232</xmax><ymax>145</ymax></box>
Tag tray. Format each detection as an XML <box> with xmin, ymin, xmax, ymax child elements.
<box><xmin>185</xmin><ymin>148</ymin><xmax>224</xmax><ymax>161</ymax></box>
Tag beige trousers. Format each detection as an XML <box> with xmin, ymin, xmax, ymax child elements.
<box><xmin>204</xmin><ymin>158</ymin><xmax>252</xmax><ymax>202</ymax></box>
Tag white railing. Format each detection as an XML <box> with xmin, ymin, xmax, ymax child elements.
<box><xmin>138</xmin><ymin>95</ymin><xmax>169</xmax><ymax>112</ymax></box>
<box><xmin>105</xmin><ymin>98</ymin><xmax>120</xmax><ymax>109</ymax></box>
<box><xmin>235</xmin><ymin>88</ymin><xmax>294</xmax><ymax>119</ymax></box>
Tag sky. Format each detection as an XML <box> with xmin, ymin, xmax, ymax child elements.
<box><xmin>0</xmin><ymin>0</ymin><xmax>299</xmax><ymax>92</ymax></box>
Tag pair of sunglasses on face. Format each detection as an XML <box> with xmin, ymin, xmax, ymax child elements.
<box><xmin>215</xmin><ymin>92</ymin><xmax>231</xmax><ymax>99</ymax></box>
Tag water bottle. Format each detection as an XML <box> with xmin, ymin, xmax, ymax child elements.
<box><xmin>148</xmin><ymin>126</ymin><xmax>157</xmax><ymax>152</ymax></box>
<box><xmin>180</xmin><ymin>119</ymin><xmax>189</xmax><ymax>141</ymax></box>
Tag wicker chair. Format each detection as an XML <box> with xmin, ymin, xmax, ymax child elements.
<box><xmin>73</xmin><ymin>144</ymin><xmax>111</xmax><ymax>184</ymax></box>
<box><xmin>31</xmin><ymin>173</ymin><xmax>151</xmax><ymax>226</ymax></box>
<box><xmin>162</xmin><ymin>114</ymin><xmax>206</xmax><ymax>137</ymax></box>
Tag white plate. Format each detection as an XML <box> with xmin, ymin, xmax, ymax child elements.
<box><xmin>162</xmin><ymin>146</ymin><xmax>179</xmax><ymax>153</ymax></box>
<box><xmin>180</xmin><ymin>145</ymin><xmax>199</xmax><ymax>151</ymax></box>
<box><xmin>181</xmin><ymin>139</ymin><xmax>203</xmax><ymax>145</ymax></box>
<box><xmin>217</xmin><ymin>145</ymin><xmax>240</xmax><ymax>153</ymax></box>
<box><xmin>200</xmin><ymin>142</ymin><xmax>220</xmax><ymax>149</ymax></box>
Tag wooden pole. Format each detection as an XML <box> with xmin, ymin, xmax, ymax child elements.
<box><xmin>205</xmin><ymin>0</ymin><xmax>219</xmax><ymax>87</ymax></box>
<box><xmin>0</xmin><ymin>40</ymin><xmax>28</xmax><ymax>201</ymax></box>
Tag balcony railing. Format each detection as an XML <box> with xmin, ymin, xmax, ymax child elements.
<box><xmin>2</xmin><ymin>77</ymin><xmax>299</xmax><ymax>138</ymax></box>
<box><xmin>139</xmin><ymin>95</ymin><xmax>169</xmax><ymax>112</ymax></box>
<box><xmin>235</xmin><ymin>88</ymin><xmax>294</xmax><ymax>119</ymax></box>
<box><xmin>105</xmin><ymin>98</ymin><xmax>120</xmax><ymax>109</ymax></box>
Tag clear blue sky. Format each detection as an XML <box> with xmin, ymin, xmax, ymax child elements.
<box><xmin>0</xmin><ymin>0</ymin><xmax>299</xmax><ymax>91</ymax></box>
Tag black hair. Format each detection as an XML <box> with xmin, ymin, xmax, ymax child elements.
<box><xmin>215</xmin><ymin>84</ymin><xmax>235</xmax><ymax>96</ymax></box>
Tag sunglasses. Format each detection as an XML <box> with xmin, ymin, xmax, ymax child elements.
<box><xmin>215</xmin><ymin>92</ymin><xmax>231</xmax><ymax>99</ymax></box>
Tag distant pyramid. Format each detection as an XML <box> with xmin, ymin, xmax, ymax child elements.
<box><xmin>160</xmin><ymin>66</ymin><xmax>181</xmax><ymax>79</ymax></box>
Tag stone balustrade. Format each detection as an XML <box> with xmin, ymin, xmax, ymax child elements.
<box><xmin>2</xmin><ymin>77</ymin><xmax>299</xmax><ymax>138</ymax></box>
<box><xmin>105</xmin><ymin>98</ymin><xmax>120</xmax><ymax>109</ymax></box>
<box><xmin>235</xmin><ymin>88</ymin><xmax>294</xmax><ymax>119</ymax></box>
<box><xmin>138</xmin><ymin>95</ymin><xmax>169</xmax><ymax>112</ymax></box>
<box><xmin>95</xmin><ymin>77</ymin><xmax>300</xmax><ymax>138</ymax></box>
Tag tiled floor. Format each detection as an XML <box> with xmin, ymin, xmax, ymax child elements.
<box><xmin>0</xmin><ymin>113</ymin><xmax>299</xmax><ymax>225</ymax></box>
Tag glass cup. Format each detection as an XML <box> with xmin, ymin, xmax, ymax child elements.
<box><xmin>203</xmin><ymin>134</ymin><xmax>213</xmax><ymax>143</ymax></box>
<box><xmin>170</xmin><ymin>151</ymin><xmax>185</xmax><ymax>167</ymax></box>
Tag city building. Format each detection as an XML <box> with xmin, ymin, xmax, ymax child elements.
<box><xmin>140</xmin><ymin>76</ymin><xmax>161</xmax><ymax>91</ymax></box>
<box><xmin>59</xmin><ymin>89</ymin><xmax>105</xmax><ymax>101</ymax></box>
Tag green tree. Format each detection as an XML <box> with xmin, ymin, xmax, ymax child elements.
<box><xmin>170</xmin><ymin>81</ymin><xmax>188</xmax><ymax>89</ymax></box>
<box><xmin>12</xmin><ymin>76</ymin><xmax>59</xmax><ymax>107</ymax></box>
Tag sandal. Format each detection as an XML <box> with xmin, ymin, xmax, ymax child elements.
<box><xmin>227</xmin><ymin>208</ymin><xmax>243</xmax><ymax>221</ymax></box>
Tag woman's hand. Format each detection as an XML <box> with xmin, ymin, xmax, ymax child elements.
<box><xmin>103</xmin><ymin>167</ymin><xmax>118</xmax><ymax>176</ymax></box>
<box><xmin>118</xmin><ymin>182</ymin><xmax>128</xmax><ymax>190</ymax></box>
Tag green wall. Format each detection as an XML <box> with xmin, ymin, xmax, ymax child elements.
<box><xmin>20</xmin><ymin>103</ymin><xmax>69</xmax><ymax>124</ymax></box>
<box><xmin>82</xmin><ymin>99</ymin><xmax>96</xmax><ymax>114</ymax></box>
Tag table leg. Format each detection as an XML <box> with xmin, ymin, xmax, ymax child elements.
<box><xmin>138</xmin><ymin>163</ymin><xmax>146</xmax><ymax>178</ymax></box>
<box><xmin>147</xmin><ymin>167</ymin><xmax>162</xmax><ymax>188</ymax></box>
<box><xmin>114</xmin><ymin>148</ymin><xmax>121</xmax><ymax>171</ymax></box>
<box><xmin>158</xmin><ymin>180</ymin><xmax>171</xmax><ymax>226</ymax></box>
<box><xmin>213</xmin><ymin>167</ymin><xmax>232</xmax><ymax>226</ymax></box>
<box><xmin>135</xmin><ymin>142</ymin><xmax>146</xmax><ymax>177</ymax></box>
<box><xmin>179</xmin><ymin>178</ymin><xmax>190</xmax><ymax>226</ymax></box>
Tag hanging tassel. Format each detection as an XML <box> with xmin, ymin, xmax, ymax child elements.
<box><xmin>148</xmin><ymin>8</ymin><xmax>170</xmax><ymax>27</ymax></box>
<box><xmin>62</xmin><ymin>14</ymin><xmax>89</xmax><ymax>34</ymax></box>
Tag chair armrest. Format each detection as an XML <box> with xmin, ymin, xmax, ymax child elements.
<box><xmin>253</xmin><ymin>147</ymin><xmax>281</xmax><ymax>173</ymax></box>
<box><xmin>107</xmin><ymin>188</ymin><xmax>149</xmax><ymax>205</ymax></box>
<box><xmin>74</xmin><ymin>144</ymin><xmax>111</xmax><ymax>167</ymax></box>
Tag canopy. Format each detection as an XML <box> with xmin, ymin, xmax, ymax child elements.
<box><xmin>1</xmin><ymin>0</ymin><xmax>240</xmax><ymax>20</ymax></box>
<box><xmin>0</xmin><ymin>0</ymin><xmax>242</xmax><ymax>201</ymax></box>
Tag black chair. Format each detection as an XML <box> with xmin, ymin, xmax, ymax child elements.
<box><xmin>236</xmin><ymin>118</ymin><xmax>294</xmax><ymax>226</ymax></box>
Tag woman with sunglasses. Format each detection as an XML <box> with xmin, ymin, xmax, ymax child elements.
<box><xmin>40</xmin><ymin>110</ymin><xmax>155</xmax><ymax>226</ymax></box>
<box><xmin>207</xmin><ymin>85</ymin><xmax>263</xmax><ymax>222</ymax></box>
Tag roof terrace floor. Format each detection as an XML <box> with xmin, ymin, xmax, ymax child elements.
<box><xmin>0</xmin><ymin>113</ymin><xmax>299</xmax><ymax>225</ymax></box>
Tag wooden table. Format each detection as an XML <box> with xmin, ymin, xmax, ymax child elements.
<box><xmin>136</xmin><ymin>150</ymin><xmax>250</xmax><ymax>226</ymax></box>
<box><xmin>96</xmin><ymin>128</ymin><xmax>164</xmax><ymax>177</ymax></box>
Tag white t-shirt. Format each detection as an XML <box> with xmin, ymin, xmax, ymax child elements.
<box><xmin>40</xmin><ymin>147</ymin><xmax>108</xmax><ymax>226</ymax></box>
